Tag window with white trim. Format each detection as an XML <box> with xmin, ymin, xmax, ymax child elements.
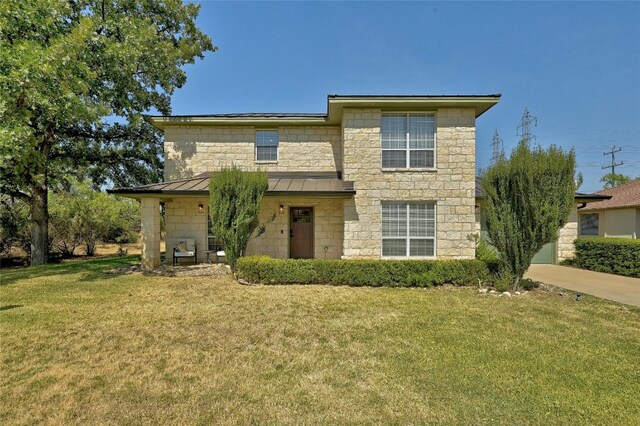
<box><xmin>255</xmin><ymin>130</ymin><xmax>278</xmax><ymax>162</ymax></box>
<box><xmin>382</xmin><ymin>202</ymin><xmax>436</xmax><ymax>257</ymax></box>
<box><xmin>579</xmin><ymin>213</ymin><xmax>599</xmax><ymax>236</ymax></box>
<box><xmin>207</xmin><ymin>210</ymin><xmax>223</xmax><ymax>251</ymax></box>
<box><xmin>381</xmin><ymin>114</ymin><xmax>435</xmax><ymax>169</ymax></box>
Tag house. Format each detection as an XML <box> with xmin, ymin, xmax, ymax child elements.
<box><xmin>474</xmin><ymin>179</ymin><xmax>610</xmax><ymax>264</ymax></box>
<box><xmin>577</xmin><ymin>180</ymin><xmax>640</xmax><ymax>239</ymax></box>
<box><xmin>110</xmin><ymin>94</ymin><xmax>506</xmax><ymax>268</ymax></box>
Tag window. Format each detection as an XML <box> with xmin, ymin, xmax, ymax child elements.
<box><xmin>381</xmin><ymin>114</ymin><xmax>435</xmax><ymax>169</ymax></box>
<box><xmin>382</xmin><ymin>202</ymin><xmax>436</xmax><ymax>257</ymax></box>
<box><xmin>579</xmin><ymin>213</ymin><xmax>599</xmax><ymax>236</ymax></box>
<box><xmin>207</xmin><ymin>210</ymin><xmax>223</xmax><ymax>251</ymax></box>
<box><xmin>255</xmin><ymin>130</ymin><xmax>278</xmax><ymax>162</ymax></box>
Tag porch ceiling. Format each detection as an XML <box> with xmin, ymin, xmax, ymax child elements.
<box><xmin>107</xmin><ymin>172</ymin><xmax>356</xmax><ymax>199</ymax></box>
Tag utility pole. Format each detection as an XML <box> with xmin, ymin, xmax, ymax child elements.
<box><xmin>491</xmin><ymin>129</ymin><xmax>503</xmax><ymax>163</ymax></box>
<box><xmin>602</xmin><ymin>145</ymin><xmax>623</xmax><ymax>174</ymax></box>
<box><xmin>516</xmin><ymin>107</ymin><xmax>537</xmax><ymax>145</ymax></box>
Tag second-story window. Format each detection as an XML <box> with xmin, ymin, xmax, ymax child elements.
<box><xmin>381</xmin><ymin>114</ymin><xmax>435</xmax><ymax>169</ymax></box>
<box><xmin>256</xmin><ymin>130</ymin><xmax>279</xmax><ymax>162</ymax></box>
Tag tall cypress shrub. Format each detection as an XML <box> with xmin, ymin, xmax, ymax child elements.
<box><xmin>208</xmin><ymin>166</ymin><xmax>269</xmax><ymax>270</ymax></box>
<box><xmin>481</xmin><ymin>140</ymin><xmax>576</xmax><ymax>290</ymax></box>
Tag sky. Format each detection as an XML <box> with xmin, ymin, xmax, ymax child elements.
<box><xmin>168</xmin><ymin>1</ymin><xmax>640</xmax><ymax>193</ymax></box>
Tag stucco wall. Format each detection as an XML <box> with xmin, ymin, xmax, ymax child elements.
<box><xmin>164</xmin><ymin>125</ymin><xmax>342</xmax><ymax>180</ymax></box>
<box><xmin>341</xmin><ymin>108</ymin><xmax>477</xmax><ymax>259</ymax></box>
<box><xmin>603</xmin><ymin>208</ymin><xmax>638</xmax><ymax>239</ymax></box>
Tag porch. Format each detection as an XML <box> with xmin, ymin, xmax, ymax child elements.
<box><xmin>108</xmin><ymin>172</ymin><xmax>355</xmax><ymax>269</ymax></box>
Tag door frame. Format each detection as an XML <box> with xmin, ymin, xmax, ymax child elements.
<box><xmin>289</xmin><ymin>206</ymin><xmax>314</xmax><ymax>259</ymax></box>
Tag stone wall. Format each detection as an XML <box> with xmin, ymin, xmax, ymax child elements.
<box><xmin>164</xmin><ymin>197</ymin><xmax>210</xmax><ymax>263</ymax></box>
<box><xmin>246</xmin><ymin>197</ymin><xmax>344</xmax><ymax>259</ymax></box>
<box><xmin>164</xmin><ymin>125</ymin><xmax>342</xmax><ymax>180</ymax></box>
<box><xmin>557</xmin><ymin>207</ymin><xmax>578</xmax><ymax>262</ymax></box>
<box><xmin>341</xmin><ymin>108</ymin><xmax>477</xmax><ymax>259</ymax></box>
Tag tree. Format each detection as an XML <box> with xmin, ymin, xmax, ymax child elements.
<box><xmin>49</xmin><ymin>179</ymin><xmax>140</xmax><ymax>257</ymax></box>
<box><xmin>481</xmin><ymin>140</ymin><xmax>576</xmax><ymax>291</ymax></box>
<box><xmin>0</xmin><ymin>0</ymin><xmax>215</xmax><ymax>265</ymax></box>
<box><xmin>600</xmin><ymin>172</ymin><xmax>631</xmax><ymax>189</ymax></box>
<box><xmin>208</xmin><ymin>167</ymin><xmax>269</xmax><ymax>270</ymax></box>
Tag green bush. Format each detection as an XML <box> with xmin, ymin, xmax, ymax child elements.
<box><xmin>574</xmin><ymin>238</ymin><xmax>640</xmax><ymax>278</ymax></box>
<box><xmin>235</xmin><ymin>256</ymin><xmax>496</xmax><ymax>287</ymax></box>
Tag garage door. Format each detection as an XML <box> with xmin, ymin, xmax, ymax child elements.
<box><xmin>531</xmin><ymin>241</ymin><xmax>556</xmax><ymax>264</ymax></box>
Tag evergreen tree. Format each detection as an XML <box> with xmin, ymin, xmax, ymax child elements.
<box><xmin>481</xmin><ymin>140</ymin><xmax>576</xmax><ymax>290</ymax></box>
<box><xmin>208</xmin><ymin>167</ymin><xmax>269</xmax><ymax>270</ymax></box>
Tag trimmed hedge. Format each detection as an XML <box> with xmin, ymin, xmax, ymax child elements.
<box><xmin>235</xmin><ymin>256</ymin><xmax>496</xmax><ymax>287</ymax></box>
<box><xmin>574</xmin><ymin>238</ymin><xmax>640</xmax><ymax>278</ymax></box>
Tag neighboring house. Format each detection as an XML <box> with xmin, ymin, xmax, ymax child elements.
<box><xmin>474</xmin><ymin>180</ymin><xmax>610</xmax><ymax>265</ymax></box>
<box><xmin>111</xmin><ymin>94</ymin><xmax>504</xmax><ymax>268</ymax></box>
<box><xmin>577</xmin><ymin>180</ymin><xmax>640</xmax><ymax>239</ymax></box>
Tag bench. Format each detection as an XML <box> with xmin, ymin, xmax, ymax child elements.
<box><xmin>172</xmin><ymin>238</ymin><xmax>197</xmax><ymax>266</ymax></box>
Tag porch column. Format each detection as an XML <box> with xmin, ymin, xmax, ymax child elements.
<box><xmin>141</xmin><ymin>197</ymin><xmax>161</xmax><ymax>270</ymax></box>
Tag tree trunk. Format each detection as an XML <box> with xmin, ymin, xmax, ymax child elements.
<box><xmin>30</xmin><ymin>184</ymin><xmax>48</xmax><ymax>266</ymax></box>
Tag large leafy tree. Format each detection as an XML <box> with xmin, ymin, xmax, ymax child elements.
<box><xmin>481</xmin><ymin>140</ymin><xmax>576</xmax><ymax>290</ymax></box>
<box><xmin>0</xmin><ymin>0</ymin><xmax>215</xmax><ymax>265</ymax></box>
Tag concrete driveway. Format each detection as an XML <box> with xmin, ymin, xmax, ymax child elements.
<box><xmin>525</xmin><ymin>265</ymin><xmax>640</xmax><ymax>307</ymax></box>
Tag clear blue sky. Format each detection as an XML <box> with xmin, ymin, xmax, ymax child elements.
<box><xmin>169</xmin><ymin>1</ymin><xmax>640</xmax><ymax>193</ymax></box>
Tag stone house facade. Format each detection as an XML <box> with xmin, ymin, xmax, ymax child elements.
<box><xmin>112</xmin><ymin>95</ymin><xmax>504</xmax><ymax>269</ymax></box>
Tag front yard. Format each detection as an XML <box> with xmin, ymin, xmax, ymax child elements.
<box><xmin>1</xmin><ymin>257</ymin><xmax>639</xmax><ymax>424</ymax></box>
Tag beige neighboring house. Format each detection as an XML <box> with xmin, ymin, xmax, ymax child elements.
<box><xmin>110</xmin><ymin>94</ymin><xmax>507</xmax><ymax>269</ymax></box>
<box><xmin>577</xmin><ymin>180</ymin><xmax>640</xmax><ymax>239</ymax></box>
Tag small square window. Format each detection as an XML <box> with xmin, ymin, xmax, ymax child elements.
<box><xmin>256</xmin><ymin>130</ymin><xmax>278</xmax><ymax>162</ymax></box>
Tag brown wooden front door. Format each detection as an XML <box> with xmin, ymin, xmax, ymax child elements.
<box><xmin>290</xmin><ymin>207</ymin><xmax>313</xmax><ymax>259</ymax></box>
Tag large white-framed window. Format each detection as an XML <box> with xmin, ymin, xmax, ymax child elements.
<box><xmin>381</xmin><ymin>202</ymin><xmax>436</xmax><ymax>257</ymax></box>
<box><xmin>381</xmin><ymin>113</ymin><xmax>435</xmax><ymax>169</ymax></box>
<box><xmin>207</xmin><ymin>209</ymin><xmax>223</xmax><ymax>251</ymax></box>
<box><xmin>579</xmin><ymin>213</ymin><xmax>599</xmax><ymax>236</ymax></box>
<box><xmin>255</xmin><ymin>129</ymin><xmax>279</xmax><ymax>162</ymax></box>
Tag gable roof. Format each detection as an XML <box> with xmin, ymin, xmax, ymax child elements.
<box><xmin>580</xmin><ymin>180</ymin><xmax>640</xmax><ymax>211</ymax></box>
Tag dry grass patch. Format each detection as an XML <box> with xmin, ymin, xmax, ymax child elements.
<box><xmin>1</xmin><ymin>257</ymin><xmax>639</xmax><ymax>424</ymax></box>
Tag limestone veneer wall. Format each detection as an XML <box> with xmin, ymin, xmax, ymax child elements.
<box><xmin>246</xmin><ymin>197</ymin><xmax>345</xmax><ymax>259</ymax></box>
<box><xmin>557</xmin><ymin>207</ymin><xmax>578</xmax><ymax>261</ymax></box>
<box><xmin>341</xmin><ymin>108</ymin><xmax>477</xmax><ymax>259</ymax></box>
<box><xmin>164</xmin><ymin>196</ymin><xmax>345</xmax><ymax>262</ymax></box>
<box><xmin>164</xmin><ymin>125</ymin><xmax>342</xmax><ymax>180</ymax></box>
<box><xmin>164</xmin><ymin>197</ymin><xmax>209</xmax><ymax>263</ymax></box>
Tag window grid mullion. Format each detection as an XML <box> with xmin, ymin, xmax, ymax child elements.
<box><xmin>405</xmin><ymin>203</ymin><xmax>410</xmax><ymax>257</ymax></box>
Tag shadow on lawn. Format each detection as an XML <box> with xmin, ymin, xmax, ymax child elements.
<box><xmin>0</xmin><ymin>304</ymin><xmax>23</xmax><ymax>311</ymax></box>
<box><xmin>0</xmin><ymin>255</ymin><xmax>143</xmax><ymax>286</ymax></box>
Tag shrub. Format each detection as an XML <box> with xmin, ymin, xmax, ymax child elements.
<box><xmin>208</xmin><ymin>167</ymin><xmax>269</xmax><ymax>270</ymax></box>
<box><xmin>574</xmin><ymin>238</ymin><xmax>640</xmax><ymax>278</ymax></box>
<box><xmin>235</xmin><ymin>257</ymin><xmax>496</xmax><ymax>287</ymax></box>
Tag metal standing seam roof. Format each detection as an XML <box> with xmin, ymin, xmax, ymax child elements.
<box><xmin>107</xmin><ymin>172</ymin><xmax>356</xmax><ymax>197</ymax></box>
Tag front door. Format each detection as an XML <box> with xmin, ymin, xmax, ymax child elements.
<box><xmin>290</xmin><ymin>207</ymin><xmax>313</xmax><ymax>259</ymax></box>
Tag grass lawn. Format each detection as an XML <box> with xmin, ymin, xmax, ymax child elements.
<box><xmin>1</xmin><ymin>257</ymin><xmax>639</xmax><ymax>424</ymax></box>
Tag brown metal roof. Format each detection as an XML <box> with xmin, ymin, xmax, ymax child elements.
<box><xmin>107</xmin><ymin>172</ymin><xmax>356</xmax><ymax>197</ymax></box>
<box><xmin>580</xmin><ymin>180</ymin><xmax>640</xmax><ymax>211</ymax></box>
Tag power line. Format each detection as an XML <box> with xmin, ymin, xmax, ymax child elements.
<box><xmin>602</xmin><ymin>145</ymin><xmax>623</xmax><ymax>174</ymax></box>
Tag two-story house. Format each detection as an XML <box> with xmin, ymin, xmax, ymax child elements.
<box><xmin>112</xmin><ymin>94</ymin><xmax>503</xmax><ymax>269</ymax></box>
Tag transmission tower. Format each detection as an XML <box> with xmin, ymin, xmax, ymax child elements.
<box><xmin>491</xmin><ymin>129</ymin><xmax>503</xmax><ymax>163</ymax></box>
<box><xmin>516</xmin><ymin>107</ymin><xmax>538</xmax><ymax>145</ymax></box>
<box><xmin>602</xmin><ymin>145</ymin><xmax>623</xmax><ymax>174</ymax></box>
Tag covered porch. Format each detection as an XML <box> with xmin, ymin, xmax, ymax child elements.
<box><xmin>109</xmin><ymin>172</ymin><xmax>355</xmax><ymax>269</ymax></box>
